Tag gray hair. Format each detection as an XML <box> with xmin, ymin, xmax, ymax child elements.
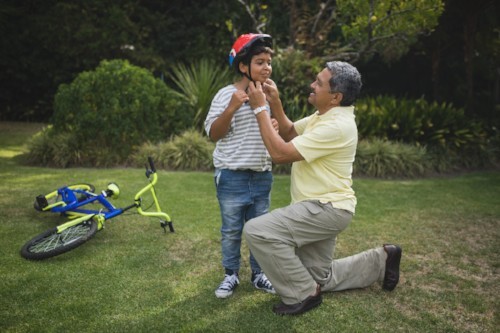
<box><xmin>326</xmin><ymin>61</ymin><xmax>362</xmax><ymax>106</ymax></box>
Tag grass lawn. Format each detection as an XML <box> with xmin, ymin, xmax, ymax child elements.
<box><xmin>0</xmin><ymin>122</ymin><xmax>499</xmax><ymax>333</ymax></box>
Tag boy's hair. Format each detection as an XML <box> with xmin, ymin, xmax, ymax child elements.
<box><xmin>236</xmin><ymin>45</ymin><xmax>274</xmax><ymax>75</ymax></box>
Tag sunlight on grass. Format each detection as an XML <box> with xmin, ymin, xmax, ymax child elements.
<box><xmin>0</xmin><ymin>148</ymin><xmax>25</xmax><ymax>158</ymax></box>
<box><xmin>0</xmin><ymin>122</ymin><xmax>45</xmax><ymax>158</ymax></box>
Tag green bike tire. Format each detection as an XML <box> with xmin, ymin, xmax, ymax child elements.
<box><xmin>34</xmin><ymin>183</ymin><xmax>95</xmax><ymax>211</ymax></box>
<box><xmin>20</xmin><ymin>217</ymin><xmax>98</xmax><ymax>260</ymax></box>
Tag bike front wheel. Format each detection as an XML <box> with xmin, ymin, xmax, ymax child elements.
<box><xmin>20</xmin><ymin>217</ymin><xmax>98</xmax><ymax>260</ymax></box>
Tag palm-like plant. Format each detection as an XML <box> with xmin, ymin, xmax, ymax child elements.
<box><xmin>169</xmin><ymin>59</ymin><xmax>233</xmax><ymax>131</ymax></box>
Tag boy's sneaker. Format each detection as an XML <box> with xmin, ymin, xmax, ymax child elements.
<box><xmin>215</xmin><ymin>273</ymin><xmax>239</xmax><ymax>298</ymax></box>
<box><xmin>252</xmin><ymin>271</ymin><xmax>276</xmax><ymax>294</ymax></box>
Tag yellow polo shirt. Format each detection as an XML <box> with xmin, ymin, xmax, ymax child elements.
<box><xmin>290</xmin><ymin>106</ymin><xmax>357</xmax><ymax>213</ymax></box>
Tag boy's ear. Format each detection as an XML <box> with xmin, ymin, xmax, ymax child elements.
<box><xmin>239</xmin><ymin>61</ymin><xmax>248</xmax><ymax>75</ymax></box>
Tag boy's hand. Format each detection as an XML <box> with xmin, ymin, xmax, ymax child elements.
<box><xmin>228</xmin><ymin>90</ymin><xmax>249</xmax><ymax>112</ymax></box>
<box><xmin>271</xmin><ymin>118</ymin><xmax>279</xmax><ymax>132</ymax></box>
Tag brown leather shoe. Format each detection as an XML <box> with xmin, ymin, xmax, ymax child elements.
<box><xmin>383</xmin><ymin>244</ymin><xmax>402</xmax><ymax>291</ymax></box>
<box><xmin>272</xmin><ymin>284</ymin><xmax>322</xmax><ymax>316</ymax></box>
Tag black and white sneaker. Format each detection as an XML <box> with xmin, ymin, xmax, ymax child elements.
<box><xmin>215</xmin><ymin>273</ymin><xmax>239</xmax><ymax>298</ymax></box>
<box><xmin>252</xmin><ymin>271</ymin><xmax>276</xmax><ymax>294</ymax></box>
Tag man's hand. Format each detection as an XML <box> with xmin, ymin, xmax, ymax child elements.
<box><xmin>247</xmin><ymin>81</ymin><xmax>267</xmax><ymax>110</ymax></box>
<box><xmin>263</xmin><ymin>79</ymin><xmax>280</xmax><ymax>103</ymax></box>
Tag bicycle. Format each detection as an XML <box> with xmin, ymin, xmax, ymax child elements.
<box><xmin>20</xmin><ymin>157</ymin><xmax>174</xmax><ymax>260</ymax></box>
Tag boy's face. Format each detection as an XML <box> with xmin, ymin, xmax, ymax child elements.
<box><xmin>240</xmin><ymin>52</ymin><xmax>272</xmax><ymax>83</ymax></box>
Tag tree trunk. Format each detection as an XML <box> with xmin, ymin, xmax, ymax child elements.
<box><xmin>431</xmin><ymin>46</ymin><xmax>441</xmax><ymax>102</ymax></box>
<box><xmin>463</xmin><ymin>5</ymin><xmax>476</xmax><ymax>115</ymax></box>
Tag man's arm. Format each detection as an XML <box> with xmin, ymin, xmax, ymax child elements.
<box><xmin>262</xmin><ymin>79</ymin><xmax>298</xmax><ymax>142</ymax></box>
<box><xmin>248</xmin><ymin>81</ymin><xmax>304</xmax><ymax>164</ymax></box>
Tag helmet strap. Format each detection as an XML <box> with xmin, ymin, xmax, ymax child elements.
<box><xmin>244</xmin><ymin>64</ymin><xmax>254</xmax><ymax>82</ymax></box>
<box><xmin>239</xmin><ymin>60</ymin><xmax>254</xmax><ymax>82</ymax></box>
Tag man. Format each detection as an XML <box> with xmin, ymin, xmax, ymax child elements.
<box><xmin>244</xmin><ymin>61</ymin><xmax>402</xmax><ymax>315</ymax></box>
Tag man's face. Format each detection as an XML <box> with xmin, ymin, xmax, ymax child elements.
<box><xmin>308</xmin><ymin>68</ymin><xmax>334</xmax><ymax>113</ymax></box>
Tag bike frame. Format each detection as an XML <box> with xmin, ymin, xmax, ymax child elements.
<box><xmin>40</xmin><ymin>162</ymin><xmax>172</xmax><ymax>233</ymax></box>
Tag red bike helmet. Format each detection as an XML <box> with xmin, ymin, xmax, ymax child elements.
<box><xmin>229</xmin><ymin>33</ymin><xmax>273</xmax><ymax>69</ymax></box>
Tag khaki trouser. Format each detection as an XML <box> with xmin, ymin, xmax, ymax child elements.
<box><xmin>243</xmin><ymin>200</ymin><xmax>387</xmax><ymax>304</ymax></box>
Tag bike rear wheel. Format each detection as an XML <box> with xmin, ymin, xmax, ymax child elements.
<box><xmin>20</xmin><ymin>217</ymin><xmax>98</xmax><ymax>260</ymax></box>
<box><xmin>34</xmin><ymin>183</ymin><xmax>95</xmax><ymax>211</ymax></box>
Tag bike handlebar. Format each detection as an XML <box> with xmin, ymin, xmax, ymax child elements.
<box><xmin>148</xmin><ymin>156</ymin><xmax>156</xmax><ymax>173</ymax></box>
<box><xmin>145</xmin><ymin>156</ymin><xmax>156</xmax><ymax>178</ymax></box>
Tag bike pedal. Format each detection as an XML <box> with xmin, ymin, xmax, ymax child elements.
<box><xmin>36</xmin><ymin>195</ymin><xmax>49</xmax><ymax>210</ymax></box>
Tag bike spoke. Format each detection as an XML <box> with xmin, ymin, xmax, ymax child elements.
<box><xmin>29</xmin><ymin>224</ymin><xmax>91</xmax><ymax>253</ymax></box>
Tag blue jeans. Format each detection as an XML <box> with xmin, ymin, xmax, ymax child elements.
<box><xmin>215</xmin><ymin>168</ymin><xmax>273</xmax><ymax>273</ymax></box>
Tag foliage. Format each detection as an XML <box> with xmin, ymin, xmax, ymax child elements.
<box><xmin>233</xmin><ymin>0</ymin><xmax>270</xmax><ymax>33</ymax></box>
<box><xmin>273</xmin><ymin>139</ymin><xmax>430</xmax><ymax>178</ymax></box>
<box><xmin>337</xmin><ymin>0</ymin><xmax>444</xmax><ymax>62</ymax></box>
<box><xmin>274</xmin><ymin>134</ymin><xmax>498</xmax><ymax>178</ymax></box>
<box><xmin>129</xmin><ymin>129</ymin><xmax>215</xmax><ymax>171</ymax></box>
<box><xmin>0</xmin><ymin>0</ymin><xmax>167</xmax><ymax>121</ymax></box>
<box><xmin>427</xmin><ymin>143</ymin><xmax>499</xmax><ymax>174</ymax></box>
<box><xmin>355</xmin><ymin>96</ymin><xmax>492</xmax><ymax>168</ymax></box>
<box><xmin>24</xmin><ymin>126</ymin><xmax>78</xmax><ymax>167</ymax></box>
<box><xmin>168</xmin><ymin>59</ymin><xmax>233</xmax><ymax>131</ymax></box>
<box><xmin>0</xmin><ymin>0</ymin><xmax>241</xmax><ymax>121</ymax></box>
<box><xmin>27</xmin><ymin>59</ymin><xmax>182</xmax><ymax>167</ymax></box>
<box><xmin>166</xmin><ymin>129</ymin><xmax>215</xmax><ymax>171</ymax></box>
<box><xmin>24</xmin><ymin>125</ymin><xmax>134</xmax><ymax>168</ymax></box>
<box><xmin>271</xmin><ymin>48</ymin><xmax>322</xmax><ymax>121</ymax></box>
<box><xmin>260</xmin><ymin>0</ymin><xmax>444</xmax><ymax>63</ymax></box>
<box><xmin>3</xmin><ymin>0</ymin><xmax>497</xmax><ymax>137</ymax></box>
<box><xmin>352</xmin><ymin>0</ymin><xmax>500</xmax><ymax>125</ymax></box>
<box><xmin>354</xmin><ymin>139</ymin><xmax>429</xmax><ymax>178</ymax></box>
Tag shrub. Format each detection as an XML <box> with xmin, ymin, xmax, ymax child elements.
<box><xmin>130</xmin><ymin>129</ymin><xmax>214</xmax><ymax>171</ymax></box>
<box><xmin>356</xmin><ymin>96</ymin><xmax>486</xmax><ymax>147</ymax></box>
<box><xmin>168</xmin><ymin>59</ymin><xmax>232</xmax><ymax>131</ymax></box>
<box><xmin>25</xmin><ymin>125</ymin><xmax>128</xmax><ymax>167</ymax></box>
<box><xmin>271</xmin><ymin>139</ymin><xmax>430</xmax><ymax>178</ymax></box>
<box><xmin>128</xmin><ymin>141</ymin><xmax>173</xmax><ymax>170</ymax></box>
<box><xmin>354</xmin><ymin>139</ymin><xmax>430</xmax><ymax>178</ymax></box>
<box><xmin>24</xmin><ymin>126</ymin><xmax>75</xmax><ymax>167</ymax></box>
<box><xmin>44</xmin><ymin>59</ymin><xmax>182</xmax><ymax>166</ymax></box>
<box><xmin>355</xmin><ymin>96</ymin><xmax>493</xmax><ymax>169</ymax></box>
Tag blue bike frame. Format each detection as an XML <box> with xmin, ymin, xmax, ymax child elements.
<box><xmin>37</xmin><ymin>157</ymin><xmax>173</xmax><ymax>233</ymax></box>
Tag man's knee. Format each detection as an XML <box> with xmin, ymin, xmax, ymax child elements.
<box><xmin>243</xmin><ymin>216</ymin><xmax>265</xmax><ymax>244</ymax></box>
<box><xmin>243</xmin><ymin>218</ymin><xmax>256</xmax><ymax>239</ymax></box>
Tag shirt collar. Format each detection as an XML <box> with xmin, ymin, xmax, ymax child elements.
<box><xmin>317</xmin><ymin>105</ymin><xmax>355</xmax><ymax>117</ymax></box>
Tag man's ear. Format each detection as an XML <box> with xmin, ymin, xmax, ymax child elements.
<box><xmin>330</xmin><ymin>92</ymin><xmax>344</xmax><ymax>106</ymax></box>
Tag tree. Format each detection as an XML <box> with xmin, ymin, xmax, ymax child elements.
<box><xmin>238</xmin><ymin>0</ymin><xmax>444</xmax><ymax>64</ymax></box>
<box><xmin>0</xmin><ymin>0</ymin><xmax>241</xmax><ymax>122</ymax></box>
<box><xmin>358</xmin><ymin>0</ymin><xmax>499</xmax><ymax>122</ymax></box>
<box><xmin>0</xmin><ymin>0</ymin><xmax>167</xmax><ymax>121</ymax></box>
